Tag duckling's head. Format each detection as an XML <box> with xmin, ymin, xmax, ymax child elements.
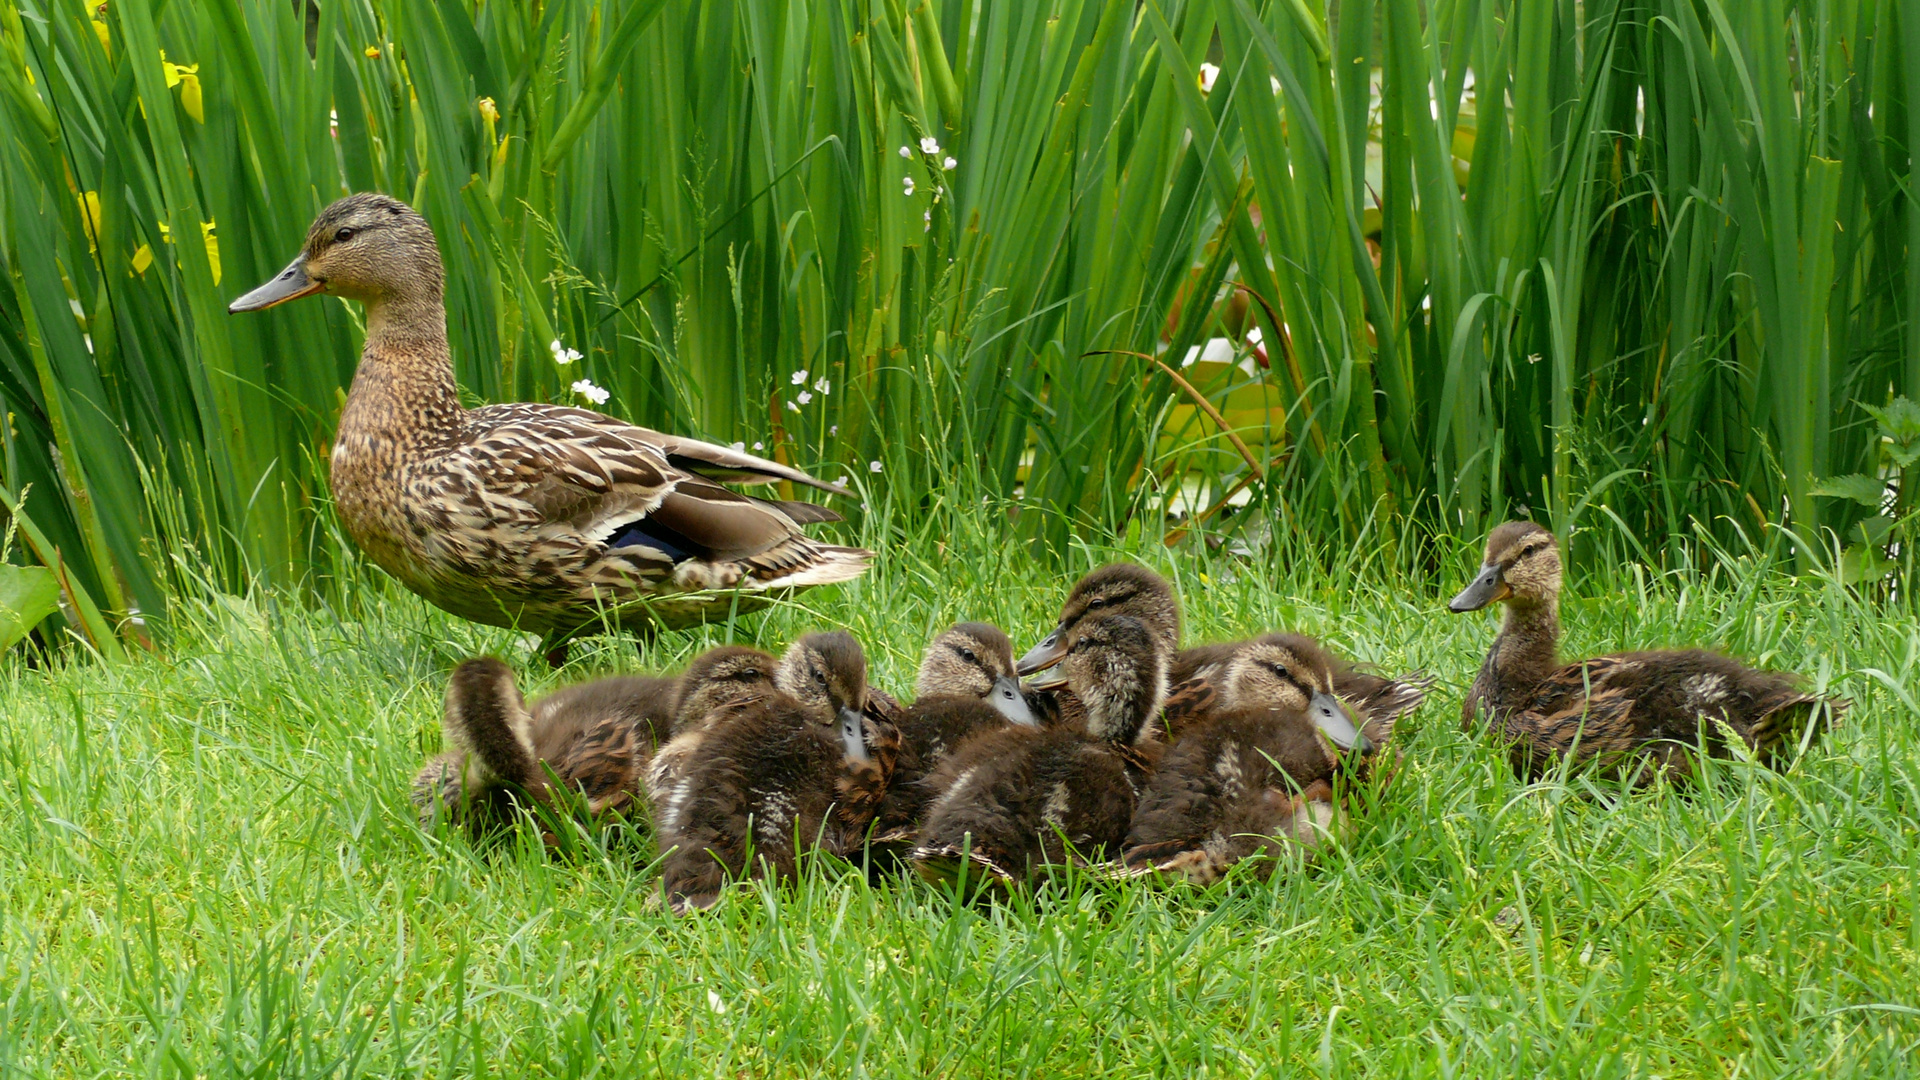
<box><xmin>1016</xmin><ymin>563</ymin><xmax>1180</xmax><ymax>676</ymax></box>
<box><xmin>675</xmin><ymin>645</ymin><xmax>778</xmax><ymax>726</ymax></box>
<box><xmin>228</xmin><ymin>192</ymin><xmax>443</xmax><ymax>313</ymax></box>
<box><xmin>1225</xmin><ymin>634</ymin><xmax>1370</xmax><ymax>754</ymax></box>
<box><xmin>1449</xmin><ymin>521</ymin><xmax>1561</xmax><ymax>613</ymax></box>
<box><xmin>777</xmin><ymin>631</ymin><xmax>874</xmax><ymax>762</ymax></box>
<box><xmin>916</xmin><ymin>622</ymin><xmax>1036</xmax><ymax>726</ymax></box>
<box><xmin>1027</xmin><ymin>613</ymin><xmax>1167</xmax><ymax>744</ymax></box>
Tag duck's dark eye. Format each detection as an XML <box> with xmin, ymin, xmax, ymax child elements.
<box><xmin>334</xmin><ymin>227</ymin><xmax>355</xmax><ymax>243</ymax></box>
<box><xmin>1086</xmin><ymin>596</ymin><xmax>1107</xmax><ymax>610</ymax></box>
<box><xmin>957</xmin><ymin>647</ymin><xmax>978</xmax><ymax>666</ymax></box>
<box><xmin>813</xmin><ymin>668</ymin><xmax>828</xmax><ymax>687</ymax></box>
<box><xmin>735</xmin><ymin>668</ymin><xmax>760</xmax><ymax>681</ymax></box>
<box><xmin>1269</xmin><ymin>663</ymin><xmax>1292</xmax><ymax>681</ymax></box>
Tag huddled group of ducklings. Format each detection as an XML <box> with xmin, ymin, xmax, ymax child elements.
<box><xmin>409</xmin><ymin>525</ymin><xmax>1843</xmax><ymax>914</ymax></box>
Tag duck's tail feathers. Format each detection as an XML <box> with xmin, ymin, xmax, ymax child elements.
<box><xmin>752</xmin><ymin>542</ymin><xmax>874</xmax><ymax>589</ymax></box>
<box><xmin>910</xmin><ymin>844</ymin><xmax>1015</xmax><ymax>888</ymax></box>
<box><xmin>443</xmin><ymin>657</ymin><xmax>540</xmax><ymax>791</ymax></box>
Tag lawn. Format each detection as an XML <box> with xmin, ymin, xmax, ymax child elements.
<box><xmin>2</xmin><ymin>517</ymin><xmax>1914</xmax><ymax>1077</ymax></box>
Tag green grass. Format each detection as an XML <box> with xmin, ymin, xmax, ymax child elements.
<box><xmin>2</xmin><ymin>510</ymin><xmax>1915</xmax><ymax>1077</ymax></box>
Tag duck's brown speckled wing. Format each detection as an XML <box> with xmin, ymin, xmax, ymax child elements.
<box><xmin>394</xmin><ymin>405</ymin><xmax>868</xmax><ymax>632</ymax></box>
<box><xmin>548</xmin><ymin>718</ymin><xmax>646</xmax><ymax>816</ymax></box>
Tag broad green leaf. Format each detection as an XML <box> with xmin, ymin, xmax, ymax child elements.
<box><xmin>0</xmin><ymin>563</ymin><xmax>59</xmax><ymax>653</ymax></box>
<box><xmin>1809</xmin><ymin>474</ymin><xmax>1886</xmax><ymax>507</ymax></box>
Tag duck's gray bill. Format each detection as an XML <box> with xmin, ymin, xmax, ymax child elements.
<box><xmin>989</xmin><ymin>676</ymin><xmax>1038</xmax><ymax>727</ymax></box>
<box><xmin>1016</xmin><ymin>626</ymin><xmax>1066</xmax><ymax>676</ymax></box>
<box><xmin>1310</xmin><ymin>691</ymin><xmax>1370</xmax><ymax>754</ymax></box>
<box><xmin>1447</xmin><ymin>564</ymin><xmax>1509</xmax><ymax>613</ymax></box>
<box><xmin>838</xmin><ymin>707</ymin><xmax>869</xmax><ymax>761</ymax></box>
<box><xmin>228</xmin><ymin>253</ymin><xmax>322</xmax><ymax>313</ymax></box>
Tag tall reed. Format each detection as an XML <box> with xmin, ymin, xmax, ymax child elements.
<box><xmin>0</xmin><ymin>0</ymin><xmax>1909</xmax><ymax>643</ymax></box>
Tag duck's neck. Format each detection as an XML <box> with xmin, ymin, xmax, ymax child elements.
<box><xmin>1489</xmin><ymin>597</ymin><xmax>1561</xmax><ymax>697</ymax></box>
<box><xmin>340</xmin><ymin>290</ymin><xmax>462</xmax><ymax>446</ymax></box>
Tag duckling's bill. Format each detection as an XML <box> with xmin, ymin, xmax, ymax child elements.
<box><xmin>1024</xmin><ymin>665</ymin><xmax>1068</xmax><ymax>691</ymax></box>
<box><xmin>1016</xmin><ymin>626</ymin><xmax>1066</xmax><ymax>675</ymax></box>
<box><xmin>989</xmin><ymin>676</ymin><xmax>1038</xmax><ymax>726</ymax></box>
<box><xmin>839</xmin><ymin>707</ymin><xmax>870</xmax><ymax>761</ymax></box>
<box><xmin>1311</xmin><ymin>691</ymin><xmax>1370</xmax><ymax>754</ymax></box>
<box><xmin>1448</xmin><ymin>564</ymin><xmax>1511</xmax><ymax>613</ymax></box>
<box><xmin>229</xmin><ymin>254</ymin><xmax>324</xmax><ymax>312</ymax></box>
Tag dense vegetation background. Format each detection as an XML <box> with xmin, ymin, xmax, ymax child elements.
<box><xmin>0</xmin><ymin>0</ymin><xmax>1914</xmax><ymax>649</ymax></box>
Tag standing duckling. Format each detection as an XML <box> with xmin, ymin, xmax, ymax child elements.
<box><xmin>914</xmin><ymin>613</ymin><xmax>1166</xmax><ymax>885</ymax></box>
<box><xmin>412</xmin><ymin>645</ymin><xmax>776</xmax><ymax>837</ymax></box>
<box><xmin>1450</xmin><ymin>521</ymin><xmax>1845</xmax><ymax>783</ymax></box>
<box><xmin>1123</xmin><ymin>635</ymin><xmax>1384</xmax><ymax>883</ymax></box>
<box><xmin>872</xmin><ymin>622</ymin><xmax>1039</xmax><ymax>837</ymax></box>
<box><xmin>656</xmin><ymin>632</ymin><xmax>900</xmax><ymax>913</ymax></box>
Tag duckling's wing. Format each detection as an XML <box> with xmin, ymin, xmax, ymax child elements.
<box><xmin>1510</xmin><ymin>656</ymin><xmax>1647</xmax><ymax>761</ymax></box>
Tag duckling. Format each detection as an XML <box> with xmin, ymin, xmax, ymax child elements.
<box><xmin>230</xmin><ymin>193</ymin><xmax>868</xmax><ymax>662</ymax></box>
<box><xmin>1160</xmin><ymin>638</ymin><xmax>1431</xmax><ymax>740</ymax></box>
<box><xmin>1450</xmin><ymin>521</ymin><xmax>1845</xmax><ymax>783</ymax></box>
<box><xmin>872</xmin><ymin>623</ymin><xmax>1039</xmax><ymax>837</ymax></box>
<box><xmin>1016</xmin><ymin>563</ymin><xmax>1427</xmax><ymax>738</ymax></box>
<box><xmin>914</xmin><ymin>613</ymin><xmax>1166</xmax><ymax>885</ymax></box>
<box><xmin>656</xmin><ymin>632</ymin><xmax>900</xmax><ymax>913</ymax></box>
<box><xmin>411</xmin><ymin>646</ymin><xmax>777</xmax><ymax>837</ymax></box>
<box><xmin>1123</xmin><ymin>634</ymin><xmax>1384</xmax><ymax>884</ymax></box>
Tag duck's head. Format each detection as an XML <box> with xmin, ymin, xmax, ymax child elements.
<box><xmin>1026</xmin><ymin>613</ymin><xmax>1167</xmax><ymax>744</ymax></box>
<box><xmin>776</xmin><ymin>631</ymin><xmax>873</xmax><ymax>760</ymax></box>
<box><xmin>228</xmin><ymin>192</ymin><xmax>443</xmax><ymax>313</ymax></box>
<box><xmin>1017</xmin><ymin>563</ymin><xmax>1180</xmax><ymax>676</ymax></box>
<box><xmin>916</xmin><ymin>622</ymin><xmax>1036</xmax><ymax>726</ymax></box>
<box><xmin>1449</xmin><ymin>521</ymin><xmax>1561</xmax><ymax>613</ymax></box>
<box><xmin>1225</xmin><ymin>634</ymin><xmax>1369</xmax><ymax>755</ymax></box>
<box><xmin>674</xmin><ymin>645</ymin><xmax>778</xmax><ymax>726</ymax></box>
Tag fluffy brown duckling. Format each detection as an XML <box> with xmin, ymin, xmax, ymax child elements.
<box><xmin>871</xmin><ymin>622</ymin><xmax>1040</xmax><ymax>838</ymax></box>
<box><xmin>914</xmin><ymin>613</ymin><xmax>1166</xmax><ymax>886</ymax></box>
<box><xmin>1123</xmin><ymin>634</ymin><xmax>1386</xmax><ymax>884</ymax></box>
<box><xmin>655</xmin><ymin>632</ymin><xmax>900</xmax><ymax>914</ymax></box>
<box><xmin>1160</xmin><ymin>638</ymin><xmax>1431</xmax><ymax>740</ymax></box>
<box><xmin>411</xmin><ymin>645</ymin><xmax>776</xmax><ymax>837</ymax></box>
<box><xmin>1017</xmin><ymin>563</ymin><xmax>1427</xmax><ymax>739</ymax></box>
<box><xmin>1450</xmin><ymin>521</ymin><xmax>1845</xmax><ymax>783</ymax></box>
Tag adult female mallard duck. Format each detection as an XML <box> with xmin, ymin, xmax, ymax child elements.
<box><xmin>1016</xmin><ymin>563</ymin><xmax>1428</xmax><ymax>738</ymax></box>
<box><xmin>231</xmin><ymin>193</ymin><xmax>868</xmax><ymax>662</ymax></box>
<box><xmin>1123</xmin><ymin>634</ymin><xmax>1391</xmax><ymax>884</ymax></box>
<box><xmin>411</xmin><ymin>645</ymin><xmax>776</xmax><ymax>838</ymax></box>
<box><xmin>1450</xmin><ymin>521</ymin><xmax>1845</xmax><ymax>783</ymax></box>
<box><xmin>914</xmin><ymin>612</ymin><xmax>1166</xmax><ymax>886</ymax></box>
<box><xmin>653</xmin><ymin>631</ymin><xmax>899</xmax><ymax>913</ymax></box>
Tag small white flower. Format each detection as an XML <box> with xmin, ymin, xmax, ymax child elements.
<box><xmin>706</xmin><ymin>990</ymin><xmax>728</xmax><ymax>1014</ymax></box>
<box><xmin>836</xmin><ymin>476</ymin><xmax>850</xmax><ymax>487</ymax></box>
<box><xmin>868</xmin><ymin>460</ymin><xmax>883</xmax><ymax>473</ymax></box>
<box><xmin>729</xmin><ymin>441</ymin><xmax>745</xmax><ymax>452</ymax></box>
<box><xmin>570</xmin><ymin>379</ymin><xmax>609</xmax><ymax>405</ymax></box>
<box><xmin>791</xmin><ymin>369</ymin><xmax>808</xmax><ymax>385</ymax></box>
<box><xmin>1198</xmin><ymin>63</ymin><xmax>1220</xmax><ymax>93</ymax></box>
<box><xmin>942</xmin><ymin>156</ymin><xmax>956</xmax><ymax>170</ymax></box>
<box><xmin>752</xmin><ymin>441</ymin><xmax>764</xmax><ymax>451</ymax></box>
<box><xmin>813</xmin><ymin>377</ymin><xmax>831</xmax><ymax>395</ymax></box>
<box><xmin>796</xmin><ymin>391</ymin><xmax>813</xmax><ymax>405</ymax></box>
<box><xmin>902</xmin><ymin>175</ymin><xmax>916</xmax><ymax>196</ymax></box>
<box><xmin>549</xmin><ymin>340</ymin><xmax>582</xmax><ymax>365</ymax></box>
<box><xmin>899</xmin><ymin>145</ymin><xmax>912</xmax><ymax>158</ymax></box>
<box><xmin>923</xmin><ymin>208</ymin><xmax>932</xmax><ymax>231</ymax></box>
<box><xmin>919</xmin><ymin>136</ymin><xmax>940</xmax><ymax>155</ymax></box>
<box><xmin>860</xmin><ymin>501</ymin><xmax>870</xmax><ymax>512</ymax></box>
<box><xmin>829</xmin><ymin>425</ymin><xmax>838</xmax><ymax>436</ymax></box>
<box><xmin>785</xmin><ymin>401</ymin><xmax>801</xmax><ymax>413</ymax></box>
